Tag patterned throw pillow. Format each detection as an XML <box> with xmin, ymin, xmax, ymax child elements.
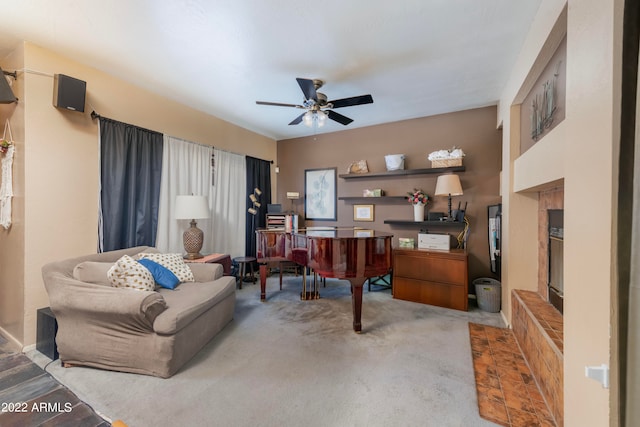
<box><xmin>137</xmin><ymin>253</ymin><xmax>195</xmax><ymax>283</ymax></box>
<box><xmin>107</xmin><ymin>255</ymin><xmax>155</xmax><ymax>291</ymax></box>
<box><xmin>138</xmin><ymin>258</ymin><xmax>180</xmax><ymax>290</ymax></box>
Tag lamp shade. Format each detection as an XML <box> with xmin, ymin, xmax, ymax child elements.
<box><xmin>174</xmin><ymin>195</ymin><xmax>210</xmax><ymax>219</ymax></box>
<box><xmin>434</xmin><ymin>174</ymin><xmax>463</xmax><ymax>196</ymax></box>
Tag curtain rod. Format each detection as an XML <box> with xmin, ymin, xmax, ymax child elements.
<box><xmin>90</xmin><ymin>110</ymin><xmax>274</xmax><ymax>164</ymax></box>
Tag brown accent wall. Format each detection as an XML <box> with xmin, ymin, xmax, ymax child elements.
<box><xmin>276</xmin><ymin>106</ymin><xmax>501</xmax><ymax>282</ymax></box>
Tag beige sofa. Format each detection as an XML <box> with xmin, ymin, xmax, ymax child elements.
<box><xmin>41</xmin><ymin>246</ymin><xmax>236</xmax><ymax>378</ymax></box>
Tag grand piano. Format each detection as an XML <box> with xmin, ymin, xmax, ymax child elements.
<box><xmin>255</xmin><ymin>228</ymin><xmax>393</xmax><ymax>333</ymax></box>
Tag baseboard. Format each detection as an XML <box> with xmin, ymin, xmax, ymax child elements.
<box><xmin>0</xmin><ymin>326</ymin><xmax>25</xmax><ymax>352</ymax></box>
<box><xmin>500</xmin><ymin>310</ymin><xmax>511</xmax><ymax>329</ymax></box>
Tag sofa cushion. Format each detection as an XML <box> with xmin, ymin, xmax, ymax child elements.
<box><xmin>187</xmin><ymin>263</ymin><xmax>223</xmax><ymax>282</ymax></box>
<box><xmin>107</xmin><ymin>255</ymin><xmax>155</xmax><ymax>291</ymax></box>
<box><xmin>73</xmin><ymin>261</ymin><xmax>113</xmax><ymax>286</ymax></box>
<box><xmin>153</xmin><ymin>277</ymin><xmax>235</xmax><ymax>335</ymax></box>
<box><xmin>137</xmin><ymin>253</ymin><xmax>194</xmax><ymax>283</ymax></box>
<box><xmin>138</xmin><ymin>259</ymin><xmax>180</xmax><ymax>290</ymax></box>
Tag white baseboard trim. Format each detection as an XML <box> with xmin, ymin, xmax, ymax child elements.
<box><xmin>23</xmin><ymin>343</ymin><xmax>36</xmax><ymax>353</ymax></box>
<box><xmin>0</xmin><ymin>326</ymin><xmax>25</xmax><ymax>352</ymax></box>
<box><xmin>501</xmin><ymin>311</ymin><xmax>511</xmax><ymax>329</ymax></box>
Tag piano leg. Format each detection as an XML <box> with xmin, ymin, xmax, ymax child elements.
<box><xmin>259</xmin><ymin>264</ymin><xmax>268</xmax><ymax>301</ymax></box>
<box><xmin>348</xmin><ymin>278</ymin><xmax>367</xmax><ymax>333</ymax></box>
<box><xmin>301</xmin><ymin>266</ymin><xmax>307</xmax><ymax>300</ymax></box>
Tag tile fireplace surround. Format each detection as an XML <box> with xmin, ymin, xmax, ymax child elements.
<box><xmin>503</xmin><ymin>185</ymin><xmax>565</xmax><ymax>426</ymax></box>
<box><xmin>512</xmin><ymin>289</ymin><xmax>564</xmax><ymax>426</ymax></box>
<box><xmin>538</xmin><ymin>186</ymin><xmax>564</xmax><ymax>298</ymax></box>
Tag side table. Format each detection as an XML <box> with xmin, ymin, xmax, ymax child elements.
<box><xmin>185</xmin><ymin>253</ymin><xmax>232</xmax><ymax>276</ymax></box>
<box><xmin>233</xmin><ymin>256</ymin><xmax>257</xmax><ymax>289</ymax></box>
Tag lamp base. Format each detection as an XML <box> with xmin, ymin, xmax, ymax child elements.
<box><xmin>183</xmin><ymin>220</ymin><xmax>204</xmax><ymax>260</ymax></box>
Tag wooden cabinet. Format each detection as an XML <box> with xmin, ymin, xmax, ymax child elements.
<box><xmin>392</xmin><ymin>248</ymin><xmax>468</xmax><ymax>311</ymax></box>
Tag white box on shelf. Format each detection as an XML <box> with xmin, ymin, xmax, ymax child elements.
<box><xmin>418</xmin><ymin>233</ymin><xmax>451</xmax><ymax>250</ymax></box>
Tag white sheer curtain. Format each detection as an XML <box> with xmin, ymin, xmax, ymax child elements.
<box><xmin>156</xmin><ymin>136</ymin><xmax>214</xmax><ymax>254</ymax></box>
<box><xmin>155</xmin><ymin>137</ymin><xmax>247</xmax><ymax>258</ymax></box>
<box><xmin>211</xmin><ymin>148</ymin><xmax>246</xmax><ymax>258</ymax></box>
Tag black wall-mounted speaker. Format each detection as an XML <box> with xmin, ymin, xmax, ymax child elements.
<box><xmin>53</xmin><ymin>74</ymin><xmax>86</xmax><ymax>112</ymax></box>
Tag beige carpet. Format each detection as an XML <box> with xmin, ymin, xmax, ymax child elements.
<box><xmin>29</xmin><ymin>275</ymin><xmax>505</xmax><ymax>427</ymax></box>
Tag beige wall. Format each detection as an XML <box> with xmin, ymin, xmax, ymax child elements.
<box><xmin>0</xmin><ymin>42</ymin><xmax>276</xmax><ymax>348</ymax></box>
<box><xmin>277</xmin><ymin>106</ymin><xmax>502</xmax><ymax>283</ymax></box>
<box><xmin>499</xmin><ymin>0</ymin><xmax>622</xmax><ymax>425</ymax></box>
<box><xmin>0</xmin><ymin>43</ymin><xmax>25</xmax><ymax>348</ymax></box>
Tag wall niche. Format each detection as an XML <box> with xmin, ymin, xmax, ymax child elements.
<box><xmin>520</xmin><ymin>36</ymin><xmax>567</xmax><ymax>154</ymax></box>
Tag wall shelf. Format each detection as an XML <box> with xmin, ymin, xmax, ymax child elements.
<box><xmin>338</xmin><ymin>196</ymin><xmax>407</xmax><ymax>204</ymax></box>
<box><xmin>338</xmin><ymin>166</ymin><xmax>465</xmax><ymax>180</ymax></box>
<box><xmin>384</xmin><ymin>220</ymin><xmax>465</xmax><ymax>229</ymax></box>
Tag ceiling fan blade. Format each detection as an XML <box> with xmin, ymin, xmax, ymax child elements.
<box><xmin>328</xmin><ymin>94</ymin><xmax>373</xmax><ymax>109</ymax></box>
<box><xmin>327</xmin><ymin>110</ymin><xmax>353</xmax><ymax>125</ymax></box>
<box><xmin>296</xmin><ymin>78</ymin><xmax>318</xmax><ymax>101</ymax></box>
<box><xmin>256</xmin><ymin>101</ymin><xmax>303</xmax><ymax>108</ymax></box>
<box><xmin>289</xmin><ymin>113</ymin><xmax>305</xmax><ymax>125</ymax></box>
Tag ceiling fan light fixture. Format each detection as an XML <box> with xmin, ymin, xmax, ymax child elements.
<box><xmin>303</xmin><ymin>110</ymin><xmax>328</xmax><ymax>128</ymax></box>
<box><xmin>317</xmin><ymin>110</ymin><xmax>327</xmax><ymax>127</ymax></box>
<box><xmin>303</xmin><ymin>111</ymin><xmax>314</xmax><ymax>127</ymax></box>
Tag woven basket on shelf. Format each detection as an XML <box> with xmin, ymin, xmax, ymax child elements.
<box><xmin>431</xmin><ymin>158</ymin><xmax>463</xmax><ymax>168</ymax></box>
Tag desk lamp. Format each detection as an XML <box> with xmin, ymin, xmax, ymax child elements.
<box><xmin>435</xmin><ymin>174</ymin><xmax>463</xmax><ymax>221</ymax></box>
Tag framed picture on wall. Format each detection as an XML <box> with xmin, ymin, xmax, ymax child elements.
<box><xmin>304</xmin><ymin>167</ymin><xmax>337</xmax><ymax>221</ymax></box>
<box><xmin>353</xmin><ymin>204</ymin><xmax>374</xmax><ymax>221</ymax></box>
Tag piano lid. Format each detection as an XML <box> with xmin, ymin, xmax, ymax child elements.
<box><xmin>294</xmin><ymin>228</ymin><xmax>393</xmax><ymax>239</ymax></box>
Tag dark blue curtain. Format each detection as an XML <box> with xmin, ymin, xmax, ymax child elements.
<box><xmin>99</xmin><ymin>117</ymin><xmax>163</xmax><ymax>252</ymax></box>
<box><xmin>245</xmin><ymin>156</ymin><xmax>271</xmax><ymax>257</ymax></box>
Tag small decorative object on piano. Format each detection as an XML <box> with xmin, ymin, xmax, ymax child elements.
<box><xmin>399</xmin><ymin>238</ymin><xmax>415</xmax><ymax>248</ymax></box>
<box><xmin>346</xmin><ymin>160</ymin><xmax>369</xmax><ymax>174</ymax></box>
<box><xmin>428</xmin><ymin>147</ymin><xmax>465</xmax><ymax>168</ymax></box>
<box><xmin>363</xmin><ymin>189</ymin><xmax>384</xmax><ymax>197</ymax></box>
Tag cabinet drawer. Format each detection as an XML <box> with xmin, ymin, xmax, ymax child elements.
<box><xmin>393</xmin><ymin>277</ymin><xmax>467</xmax><ymax>311</ymax></box>
<box><xmin>394</xmin><ymin>253</ymin><xmax>466</xmax><ymax>285</ymax></box>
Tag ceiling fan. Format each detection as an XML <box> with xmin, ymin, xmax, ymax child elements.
<box><xmin>256</xmin><ymin>78</ymin><xmax>373</xmax><ymax>127</ymax></box>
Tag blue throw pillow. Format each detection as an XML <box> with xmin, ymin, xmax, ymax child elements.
<box><xmin>137</xmin><ymin>259</ymin><xmax>180</xmax><ymax>290</ymax></box>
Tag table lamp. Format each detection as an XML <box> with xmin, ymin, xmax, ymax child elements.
<box><xmin>175</xmin><ymin>195</ymin><xmax>210</xmax><ymax>259</ymax></box>
<box><xmin>286</xmin><ymin>191</ymin><xmax>300</xmax><ymax>213</ymax></box>
<box><xmin>435</xmin><ymin>174</ymin><xmax>463</xmax><ymax>221</ymax></box>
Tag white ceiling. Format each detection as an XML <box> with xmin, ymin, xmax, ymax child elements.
<box><xmin>0</xmin><ymin>0</ymin><xmax>541</xmax><ymax>141</ymax></box>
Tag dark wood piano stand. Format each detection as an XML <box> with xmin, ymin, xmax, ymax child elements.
<box><xmin>349</xmin><ymin>278</ymin><xmax>366</xmax><ymax>332</ymax></box>
<box><xmin>258</xmin><ymin>264</ymin><xmax>366</xmax><ymax>332</ymax></box>
<box><xmin>256</xmin><ymin>229</ymin><xmax>392</xmax><ymax>334</ymax></box>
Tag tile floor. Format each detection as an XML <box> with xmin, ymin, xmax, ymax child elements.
<box><xmin>469</xmin><ymin>323</ymin><xmax>557</xmax><ymax>427</ymax></box>
<box><xmin>0</xmin><ymin>336</ymin><xmax>109</xmax><ymax>427</ymax></box>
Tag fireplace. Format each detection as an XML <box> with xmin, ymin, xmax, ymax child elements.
<box><xmin>548</xmin><ymin>209</ymin><xmax>564</xmax><ymax>313</ymax></box>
